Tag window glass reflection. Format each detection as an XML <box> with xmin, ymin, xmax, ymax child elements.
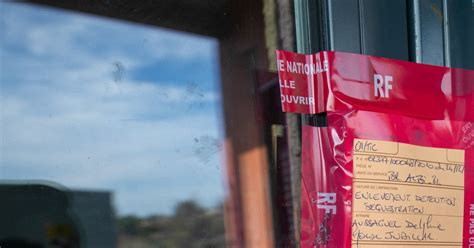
<box><xmin>0</xmin><ymin>3</ymin><xmax>225</xmax><ymax>247</ymax></box>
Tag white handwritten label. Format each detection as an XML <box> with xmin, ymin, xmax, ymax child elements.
<box><xmin>352</xmin><ymin>139</ymin><xmax>465</xmax><ymax>247</ymax></box>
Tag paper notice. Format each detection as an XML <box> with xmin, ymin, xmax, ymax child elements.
<box><xmin>351</xmin><ymin>139</ymin><xmax>465</xmax><ymax>247</ymax></box>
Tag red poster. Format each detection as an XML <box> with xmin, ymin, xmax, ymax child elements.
<box><xmin>276</xmin><ymin>50</ymin><xmax>474</xmax><ymax>247</ymax></box>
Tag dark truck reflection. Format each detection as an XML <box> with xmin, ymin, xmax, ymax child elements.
<box><xmin>0</xmin><ymin>181</ymin><xmax>116</xmax><ymax>248</ymax></box>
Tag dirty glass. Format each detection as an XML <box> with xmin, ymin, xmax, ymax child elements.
<box><xmin>0</xmin><ymin>2</ymin><xmax>225</xmax><ymax>247</ymax></box>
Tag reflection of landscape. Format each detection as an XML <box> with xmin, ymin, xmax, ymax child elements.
<box><xmin>0</xmin><ymin>182</ymin><xmax>224</xmax><ymax>247</ymax></box>
<box><xmin>117</xmin><ymin>200</ymin><xmax>225</xmax><ymax>248</ymax></box>
<box><xmin>1</xmin><ymin>2</ymin><xmax>224</xmax><ymax>217</ymax></box>
<box><xmin>1</xmin><ymin>3</ymin><xmax>226</xmax><ymax>247</ymax></box>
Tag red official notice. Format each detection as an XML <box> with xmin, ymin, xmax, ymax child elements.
<box><xmin>276</xmin><ymin>50</ymin><xmax>329</xmax><ymax>114</ymax></box>
<box><xmin>276</xmin><ymin>50</ymin><xmax>474</xmax><ymax>122</ymax></box>
<box><xmin>276</xmin><ymin>50</ymin><xmax>474</xmax><ymax>248</ymax></box>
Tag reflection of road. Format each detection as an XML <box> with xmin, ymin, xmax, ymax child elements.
<box><xmin>116</xmin><ymin>200</ymin><xmax>226</xmax><ymax>248</ymax></box>
<box><xmin>0</xmin><ymin>181</ymin><xmax>116</xmax><ymax>248</ymax></box>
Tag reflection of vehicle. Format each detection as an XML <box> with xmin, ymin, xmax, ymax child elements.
<box><xmin>0</xmin><ymin>181</ymin><xmax>116</xmax><ymax>248</ymax></box>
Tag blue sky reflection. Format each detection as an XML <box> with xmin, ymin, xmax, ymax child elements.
<box><xmin>0</xmin><ymin>3</ymin><xmax>225</xmax><ymax>216</ymax></box>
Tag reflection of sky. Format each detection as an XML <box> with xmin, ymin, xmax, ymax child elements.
<box><xmin>0</xmin><ymin>3</ymin><xmax>224</xmax><ymax>216</ymax></box>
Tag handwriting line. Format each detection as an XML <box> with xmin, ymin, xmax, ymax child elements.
<box><xmin>351</xmin><ymin>243</ymin><xmax>462</xmax><ymax>247</ymax></box>
<box><xmin>353</xmin><ymin>153</ymin><xmax>464</xmax><ymax>166</ymax></box>
<box><xmin>352</xmin><ymin>210</ymin><xmax>463</xmax><ymax>218</ymax></box>
<box><xmin>353</xmin><ymin>177</ymin><xmax>464</xmax><ymax>190</ymax></box>
<box><xmin>354</xmin><ymin>179</ymin><xmax>464</xmax><ymax>190</ymax></box>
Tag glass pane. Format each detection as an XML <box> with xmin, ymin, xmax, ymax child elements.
<box><xmin>0</xmin><ymin>3</ymin><xmax>225</xmax><ymax>247</ymax></box>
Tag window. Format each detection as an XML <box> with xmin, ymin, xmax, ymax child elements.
<box><xmin>0</xmin><ymin>3</ymin><xmax>225</xmax><ymax>247</ymax></box>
